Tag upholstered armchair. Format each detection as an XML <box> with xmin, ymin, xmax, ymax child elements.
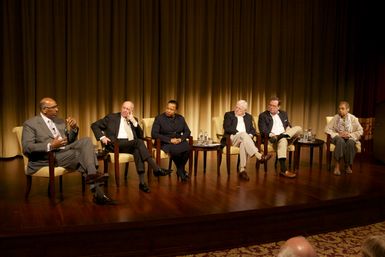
<box><xmin>325</xmin><ymin>116</ymin><xmax>364</xmax><ymax>171</ymax></box>
<box><xmin>13</xmin><ymin>126</ymin><xmax>85</xmax><ymax>203</ymax></box>
<box><xmin>254</xmin><ymin>116</ymin><xmax>295</xmax><ymax>172</ymax></box>
<box><xmin>141</xmin><ymin>118</ymin><xmax>193</xmax><ymax>174</ymax></box>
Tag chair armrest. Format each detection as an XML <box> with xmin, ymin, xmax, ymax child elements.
<box><xmin>144</xmin><ymin>137</ymin><xmax>154</xmax><ymax>155</ymax></box>
<box><xmin>112</xmin><ymin>140</ymin><xmax>121</xmax><ymax>164</ymax></box>
<box><xmin>155</xmin><ymin>138</ymin><xmax>162</xmax><ymax>163</ymax></box>
<box><xmin>326</xmin><ymin>133</ymin><xmax>331</xmax><ymax>153</ymax></box>
<box><xmin>216</xmin><ymin>133</ymin><xmax>224</xmax><ymax>141</ymax></box>
<box><xmin>254</xmin><ymin>133</ymin><xmax>262</xmax><ymax>152</ymax></box>
<box><xmin>48</xmin><ymin>151</ymin><xmax>56</xmax><ymax>178</ymax></box>
<box><xmin>262</xmin><ymin>135</ymin><xmax>269</xmax><ymax>154</ymax></box>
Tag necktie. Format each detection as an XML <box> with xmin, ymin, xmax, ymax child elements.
<box><xmin>48</xmin><ymin>120</ymin><xmax>60</xmax><ymax>137</ymax></box>
<box><xmin>124</xmin><ymin>119</ymin><xmax>134</xmax><ymax>141</ymax></box>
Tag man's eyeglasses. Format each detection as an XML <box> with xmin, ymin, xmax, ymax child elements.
<box><xmin>44</xmin><ymin>105</ymin><xmax>58</xmax><ymax>109</ymax></box>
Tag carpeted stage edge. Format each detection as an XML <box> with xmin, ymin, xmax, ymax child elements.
<box><xmin>1</xmin><ymin>194</ymin><xmax>385</xmax><ymax>257</ymax></box>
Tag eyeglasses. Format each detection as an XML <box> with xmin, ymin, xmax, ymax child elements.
<box><xmin>44</xmin><ymin>105</ymin><xmax>58</xmax><ymax>109</ymax></box>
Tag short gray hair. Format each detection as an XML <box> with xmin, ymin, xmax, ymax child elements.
<box><xmin>236</xmin><ymin>100</ymin><xmax>248</xmax><ymax>111</ymax></box>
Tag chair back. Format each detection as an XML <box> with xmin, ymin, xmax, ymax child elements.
<box><xmin>326</xmin><ymin>116</ymin><xmax>334</xmax><ymax>125</ymax></box>
<box><xmin>253</xmin><ymin>116</ymin><xmax>259</xmax><ymax>133</ymax></box>
<box><xmin>212</xmin><ymin>116</ymin><xmax>224</xmax><ymax>141</ymax></box>
<box><xmin>141</xmin><ymin>118</ymin><xmax>155</xmax><ymax>138</ymax></box>
<box><xmin>12</xmin><ymin>126</ymin><xmax>28</xmax><ymax>171</ymax></box>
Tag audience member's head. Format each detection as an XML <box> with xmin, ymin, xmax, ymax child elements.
<box><xmin>278</xmin><ymin>236</ymin><xmax>317</xmax><ymax>257</ymax></box>
<box><xmin>361</xmin><ymin>235</ymin><xmax>385</xmax><ymax>257</ymax></box>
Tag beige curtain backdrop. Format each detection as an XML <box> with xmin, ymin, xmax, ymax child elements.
<box><xmin>1</xmin><ymin>0</ymin><xmax>357</xmax><ymax>157</ymax></box>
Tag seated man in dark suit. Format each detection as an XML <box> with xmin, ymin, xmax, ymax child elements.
<box><xmin>22</xmin><ymin>97</ymin><xmax>115</xmax><ymax>205</ymax></box>
<box><xmin>91</xmin><ymin>101</ymin><xmax>171</xmax><ymax>193</ymax></box>
<box><xmin>258</xmin><ymin>96</ymin><xmax>302</xmax><ymax>178</ymax></box>
<box><xmin>151</xmin><ymin>100</ymin><xmax>191</xmax><ymax>182</ymax></box>
<box><xmin>222</xmin><ymin>100</ymin><xmax>272</xmax><ymax>181</ymax></box>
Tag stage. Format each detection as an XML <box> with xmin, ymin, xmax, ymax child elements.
<box><xmin>1</xmin><ymin>150</ymin><xmax>385</xmax><ymax>257</ymax></box>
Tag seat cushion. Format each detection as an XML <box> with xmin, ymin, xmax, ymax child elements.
<box><xmin>108</xmin><ymin>153</ymin><xmax>135</xmax><ymax>163</ymax></box>
<box><xmin>329</xmin><ymin>141</ymin><xmax>361</xmax><ymax>153</ymax></box>
<box><xmin>152</xmin><ymin>149</ymin><xmax>169</xmax><ymax>159</ymax></box>
<box><xmin>32</xmin><ymin>166</ymin><xmax>70</xmax><ymax>177</ymax></box>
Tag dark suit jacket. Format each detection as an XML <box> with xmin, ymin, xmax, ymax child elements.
<box><xmin>258</xmin><ymin>110</ymin><xmax>291</xmax><ymax>138</ymax></box>
<box><xmin>221</xmin><ymin>111</ymin><xmax>256</xmax><ymax>147</ymax></box>
<box><xmin>91</xmin><ymin>113</ymin><xmax>143</xmax><ymax>144</ymax></box>
<box><xmin>151</xmin><ymin>113</ymin><xmax>191</xmax><ymax>143</ymax></box>
<box><xmin>22</xmin><ymin>115</ymin><xmax>78</xmax><ymax>174</ymax></box>
<box><xmin>151</xmin><ymin>113</ymin><xmax>191</xmax><ymax>154</ymax></box>
<box><xmin>223</xmin><ymin>111</ymin><xmax>256</xmax><ymax>136</ymax></box>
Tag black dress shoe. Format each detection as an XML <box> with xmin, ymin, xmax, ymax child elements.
<box><xmin>153</xmin><ymin>168</ymin><xmax>172</xmax><ymax>177</ymax></box>
<box><xmin>181</xmin><ymin>171</ymin><xmax>189</xmax><ymax>182</ymax></box>
<box><xmin>93</xmin><ymin>194</ymin><xmax>117</xmax><ymax>205</ymax></box>
<box><xmin>139</xmin><ymin>183</ymin><xmax>151</xmax><ymax>193</ymax></box>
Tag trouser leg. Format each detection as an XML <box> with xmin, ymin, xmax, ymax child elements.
<box><xmin>344</xmin><ymin>139</ymin><xmax>356</xmax><ymax>165</ymax></box>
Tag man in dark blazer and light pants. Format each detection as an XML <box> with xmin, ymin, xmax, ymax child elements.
<box><xmin>91</xmin><ymin>101</ymin><xmax>171</xmax><ymax>193</ymax></box>
<box><xmin>258</xmin><ymin>96</ymin><xmax>302</xmax><ymax>178</ymax></box>
<box><xmin>223</xmin><ymin>100</ymin><xmax>271</xmax><ymax>181</ymax></box>
<box><xmin>22</xmin><ymin>97</ymin><xmax>114</xmax><ymax>205</ymax></box>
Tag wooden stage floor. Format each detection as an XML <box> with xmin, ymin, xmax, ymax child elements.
<box><xmin>1</xmin><ymin>150</ymin><xmax>385</xmax><ymax>256</ymax></box>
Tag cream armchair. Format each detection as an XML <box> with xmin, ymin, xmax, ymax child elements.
<box><xmin>325</xmin><ymin>116</ymin><xmax>362</xmax><ymax>171</ymax></box>
<box><xmin>212</xmin><ymin>116</ymin><xmax>241</xmax><ymax>174</ymax></box>
<box><xmin>141</xmin><ymin>118</ymin><xmax>193</xmax><ymax>173</ymax></box>
<box><xmin>13</xmin><ymin>126</ymin><xmax>85</xmax><ymax>202</ymax></box>
<box><xmin>104</xmin><ymin>141</ymin><xmax>135</xmax><ymax>186</ymax></box>
<box><xmin>254</xmin><ymin>116</ymin><xmax>295</xmax><ymax>171</ymax></box>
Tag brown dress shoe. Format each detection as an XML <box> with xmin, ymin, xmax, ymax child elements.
<box><xmin>280</xmin><ymin>170</ymin><xmax>297</xmax><ymax>178</ymax></box>
<box><xmin>238</xmin><ymin>171</ymin><xmax>250</xmax><ymax>181</ymax></box>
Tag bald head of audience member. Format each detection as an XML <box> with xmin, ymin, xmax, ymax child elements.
<box><xmin>361</xmin><ymin>235</ymin><xmax>385</xmax><ymax>257</ymax></box>
<box><xmin>278</xmin><ymin>236</ymin><xmax>317</xmax><ymax>257</ymax></box>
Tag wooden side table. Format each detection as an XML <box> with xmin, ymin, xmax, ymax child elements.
<box><xmin>192</xmin><ymin>143</ymin><xmax>222</xmax><ymax>176</ymax></box>
<box><xmin>294</xmin><ymin>139</ymin><xmax>325</xmax><ymax>170</ymax></box>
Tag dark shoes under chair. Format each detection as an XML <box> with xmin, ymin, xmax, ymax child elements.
<box><xmin>153</xmin><ymin>168</ymin><xmax>172</xmax><ymax>177</ymax></box>
<box><xmin>93</xmin><ymin>193</ymin><xmax>117</xmax><ymax>205</ymax></box>
<box><xmin>176</xmin><ymin>170</ymin><xmax>189</xmax><ymax>182</ymax></box>
<box><xmin>139</xmin><ymin>183</ymin><xmax>151</xmax><ymax>193</ymax></box>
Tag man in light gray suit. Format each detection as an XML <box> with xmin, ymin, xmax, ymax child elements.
<box><xmin>22</xmin><ymin>97</ymin><xmax>115</xmax><ymax>205</ymax></box>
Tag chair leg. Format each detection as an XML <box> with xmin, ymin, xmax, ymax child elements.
<box><xmin>226</xmin><ymin>152</ymin><xmax>231</xmax><ymax>175</ymax></box>
<box><xmin>124</xmin><ymin>163</ymin><xmax>129</xmax><ymax>180</ymax></box>
<box><xmin>236</xmin><ymin>155</ymin><xmax>240</xmax><ymax>172</ymax></box>
<box><xmin>274</xmin><ymin>156</ymin><xmax>278</xmax><ymax>168</ymax></box>
<box><xmin>114</xmin><ymin>161</ymin><xmax>120</xmax><ymax>187</ymax></box>
<box><xmin>168</xmin><ymin>158</ymin><xmax>173</xmax><ymax>170</ymax></box>
<box><xmin>288</xmin><ymin>152</ymin><xmax>292</xmax><ymax>169</ymax></box>
<box><xmin>327</xmin><ymin>152</ymin><xmax>332</xmax><ymax>171</ymax></box>
<box><xmin>59</xmin><ymin>176</ymin><xmax>63</xmax><ymax>194</ymax></box>
<box><xmin>49</xmin><ymin>175</ymin><xmax>55</xmax><ymax>202</ymax></box>
<box><xmin>81</xmin><ymin>175</ymin><xmax>86</xmax><ymax>194</ymax></box>
<box><xmin>25</xmin><ymin>175</ymin><xmax>32</xmax><ymax>199</ymax></box>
